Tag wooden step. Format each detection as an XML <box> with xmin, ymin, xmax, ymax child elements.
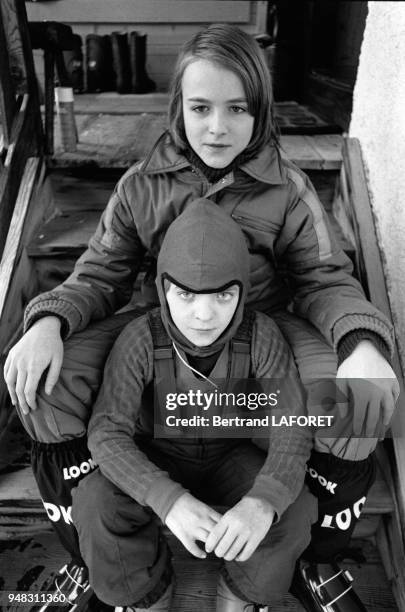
<box><xmin>51</xmin><ymin>106</ymin><xmax>343</xmax><ymax>169</ymax></box>
<box><xmin>0</xmin><ymin>459</ymin><xmax>395</xmax><ymax>540</ymax></box>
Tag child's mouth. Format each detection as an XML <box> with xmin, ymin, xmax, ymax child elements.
<box><xmin>204</xmin><ymin>143</ymin><xmax>230</xmax><ymax>149</ymax></box>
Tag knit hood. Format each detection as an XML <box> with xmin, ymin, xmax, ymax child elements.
<box><xmin>156</xmin><ymin>198</ymin><xmax>250</xmax><ymax>357</ymax></box>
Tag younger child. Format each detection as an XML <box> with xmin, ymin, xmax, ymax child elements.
<box><xmin>71</xmin><ymin>199</ymin><xmax>316</xmax><ymax>611</ymax></box>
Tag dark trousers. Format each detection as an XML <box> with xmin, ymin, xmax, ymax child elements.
<box><xmin>72</xmin><ymin>440</ymin><xmax>317</xmax><ymax>607</ymax></box>
<box><xmin>16</xmin><ymin>309</ymin><xmax>376</xmax><ymax>566</ymax></box>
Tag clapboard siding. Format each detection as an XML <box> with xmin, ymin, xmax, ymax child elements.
<box><xmin>27</xmin><ymin>1</ymin><xmax>268</xmax><ymax>90</ymax></box>
<box><xmin>26</xmin><ymin>1</ymin><xmax>251</xmax><ymax>24</ymax></box>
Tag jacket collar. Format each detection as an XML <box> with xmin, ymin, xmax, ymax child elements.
<box><xmin>140</xmin><ymin>131</ymin><xmax>287</xmax><ymax>185</ymax></box>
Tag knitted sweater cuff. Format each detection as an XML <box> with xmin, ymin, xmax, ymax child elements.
<box><xmin>332</xmin><ymin>313</ymin><xmax>393</xmax><ymax>359</ymax></box>
<box><xmin>337</xmin><ymin>329</ymin><xmax>392</xmax><ymax>366</ymax></box>
<box><xmin>144</xmin><ymin>477</ymin><xmax>188</xmax><ymax>524</ymax></box>
<box><xmin>24</xmin><ymin>297</ymin><xmax>82</xmax><ymax>339</ymax></box>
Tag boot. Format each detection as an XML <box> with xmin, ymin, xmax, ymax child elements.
<box><xmin>129</xmin><ymin>32</ymin><xmax>156</xmax><ymax>94</ymax></box>
<box><xmin>102</xmin><ymin>34</ymin><xmax>115</xmax><ymax>91</ymax></box>
<box><xmin>126</xmin><ymin>581</ymin><xmax>173</xmax><ymax>611</ymax></box>
<box><xmin>86</xmin><ymin>34</ymin><xmax>114</xmax><ymax>92</ymax></box>
<box><xmin>290</xmin><ymin>560</ymin><xmax>368</xmax><ymax>611</ymax></box>
<box><xmin>32</xmin><ymin>562</ymin><xmax>93</xmax><ymax>612</ymax></box>
<box><xmin>216</xmin><ymin>575</ymin><xmax>268</xmax><ymax>612</ymax></box>
<box><xmin>63</xmin><ymin>34</ymin><xmax>84</xmax><ymax>93</ymax></box>
<box><xmin>111</xmin><ymin>31</ymin><xmax>132</xmax><ymax>94</ymax></box>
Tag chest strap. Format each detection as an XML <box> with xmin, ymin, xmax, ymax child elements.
<box><xmin>228</xmin><ymin>309</ymin><xmax>255</xmax><ymax>379</ymax></box>
<box><xmin>147</xmin><ymin>308</ymin><xmax>255</xmax><ymax>399</ymax></box>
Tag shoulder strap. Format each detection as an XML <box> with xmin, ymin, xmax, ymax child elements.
<box><xmin>229</xmin><ymin>309</ymin><xmax>255</xmax><ymax>379</ymax></box>
<box><xmin>147</xmin><ymin>309</ymin><xmax>176</xmax><ymax>409</ymax></box>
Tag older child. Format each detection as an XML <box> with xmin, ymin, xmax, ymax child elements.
<box><xmin>5</xmin><ymin>22</ymin><xmax>398</xmax><ymax>612</ymax></box>
<box><xmin>72</xmin><ymin>199</ymin><xmax>316</xmax><ymax>611</ymax></box>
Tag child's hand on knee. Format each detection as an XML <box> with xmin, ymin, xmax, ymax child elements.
<box><xmin>204</xmin><ymin>496</ymin><xmax>275</xmax><ymax>562</ymax></box>
<box><xmin>165</xmin><ymin>492</ymin><xmax>221</xmax><ymax>559</ymax></box>
<box><xmin>4</xmin><ymin>316</ymin><xmax>64</xmax><ymax>414</ymax></box>
<box><xmin>336</xmin><ymin>340</ymin><xmax>399</xmax><ymax>436</ymax></box>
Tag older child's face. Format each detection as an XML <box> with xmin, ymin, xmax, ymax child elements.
<box><xmin>182</xmin><ymin>59</ymin><xmax>254</xmax><ymax>168</ymax></box>
<box><xmin>166</xmin><ymin>282</ymin><xmax>240</xmax><ymax>346</ymax></box>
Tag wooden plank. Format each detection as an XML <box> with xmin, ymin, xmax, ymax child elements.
<box><xmin>281</xmin><ymin>135</ymin><xmax>343</xmax><ymax>170</ymax></box>
<box><xmin>376</xmin><ymin>520</ymin><xmax>405</xmax><ymax>612</ymax></box>
<box><xmin>27</xmin><ymin>210</ymin><xmax>101</xmax><ymax>257</ymax></box>
<box><xmin>0</xmin><ymin>467</ymin><xmax>41</xmax><ymax>504</ymax></box>
<box><xmin>72</xmin><ymin>93</ymin><xmax>169</xmax><ymax>115</ymax></box>
<box><xmin>255</xmin><ymin>0</ymin><xmax>269</xmax><ymax>33</ymax></box>
<box><xmin>51</xmin><ymin>116</ymin><xmax>343</xmax><ymax>170</ymax></box>
<box><xmin>0</xmin><ymin>91</ymin><xmax>43</xmax><ymax>256</ymax></box>
<box><xmin>1</xmin><ymin>0</ymin><xmax>27</xmax><ymax>95</ymax></box>
<box><xmin>0</xmin><ymin>4</ymin><xmax>17</xmax><ymax>144</ymax></box>
<box><xmin>49</xmin><ymin>170</ymin><xmax>119</xmax><ymax>212</ymax></box>
<box><xmin>309</xmin><ymin>134</ymin><xmax>345</xmax><ymax>166</ymax></box>
<box><xmin>0</xmin><ymin>157</ymin><xmax>40</xmax><ymax>318</ymax></box>
<box><xmin>342</xmin><ymin>139</ymin><xmax>405</xmax><ymax>527</ymax></box>
<box><xmin>26</xmin><ymin>0</ymin><xmax>250</xmax><ymax>23</ymax></box>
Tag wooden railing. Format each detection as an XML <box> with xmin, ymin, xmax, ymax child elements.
<box><xmin>0</xmin><ymin>0</ymin><xmax>43</xmax><ymax>258</ymax></box>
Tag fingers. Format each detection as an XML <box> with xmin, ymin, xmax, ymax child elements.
<box><xmin>222</xmin><ymin>534</ymin><xmax>247</xmax><ymax>561</ymax></box>
<box><xmin>45</xmin><ymin>354</ymin><xmax>63</xmax><ymax>395</ymax></box>
<box><xmin>210</xmin><ymin>528</ymin><xmax>238</xmax><ymax>559</ymax></box>
<box><xmin>4</xmin><ymin>360</ymin><xmax>18</xmax><ymax>407</ymax></box>
<box><xmin>183</xmin><ymin>536</ymin><xmax>207</xmax><ymax>559</ymax></box>
<box><xmin>351</xmin><ymin>384</ymin><xmax>368</xmax><ymax>435</ymax></box>
<box><xmin>208</xmin><ymin>508</ymin><xmax>222</xmax><ymax>523</ymax></box>
<box><xmin>15</xmin><ymin>370</ymin><xmax>29</xmax><ymax>415</ymax></box>
<box><xmin>24</xmin><ymin>367</ymin><xmax>46</xmax><ymax>412</ymax></box>
<box><xmin>236</xmin><ymin>537</ymin><xmax>259</xmax><ymax>562</ymax></box>
<box><xmin>205</xmin><ymin>521</ymin><xmax>227</xmax><ymax>554</ymax></box>
<box><xmin>364</xmin><ymin>396</ymin><xmax>380</xmax><ymax>437</ymax></box>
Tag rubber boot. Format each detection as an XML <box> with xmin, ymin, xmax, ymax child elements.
<box><xmin>216</xmin><ymin>576</ymin><xmax>268</xmax><ymax>612</ymax></box>
<box><xmin>111</xmin><ymin>31</ymin><xmax>132</xmax><ymax>94</ymax></box>
<box><xmin>86</xmin><ymin>34</ymin><xmax>113</xmax><ymax>92</ymax></box>
<box><xmin>129</xmin><ymin>32</ymin><xmax>156</xmax><ymax>93</ymax></box>
<box><xmin>102</xmin><ymin>34</ymin><xmax>115</xmax><ymax>91</ymax></box>
<box><xmin>63</xmin><ymin>34</ymin><xmax>84</xmax><ymax>93</ymax></box>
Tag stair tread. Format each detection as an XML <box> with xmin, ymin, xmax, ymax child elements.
<box><xmin>27</xmin><ymin>210</ymin><xmax>102</xmax><ymax>257</ymax></box>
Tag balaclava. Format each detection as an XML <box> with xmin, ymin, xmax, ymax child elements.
<box><xmin>156</xmin><ymin>198</ymin><xmax>250</xmax><ymax>357</ymax></box>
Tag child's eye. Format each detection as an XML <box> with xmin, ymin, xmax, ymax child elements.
<box><xmin>178</xmin><ymin>291</ymin><xmax>194</xmax><ymax>301</ymax></box>
<box><xmin>229</xmin><ymin>106</ymin><xmax>247</xmax><ymax>114</ymax></box>
<box><xmin>191</xmin><ymin>105</ymin><xmax>209</xmax><ymax>113</ymax></box>
<box><xmin>216</xmin><ymin>291</ymin><xmax>235</xmax><ymax>302</ymax></box>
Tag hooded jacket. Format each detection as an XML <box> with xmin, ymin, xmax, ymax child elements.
<box><xmin>88</xmin><ymin>200</ymin><xmax>311</xmax><ymax>523</ymax></box>
<box><xmin>24</xmin><ymin>131</ymin><xmax>393</xmax><ymax>356</ymax></box>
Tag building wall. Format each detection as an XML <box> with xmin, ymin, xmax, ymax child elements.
<box><xmin>26</xmin><ymin>0</ymin><xmax>268</xmax><ymax>91</ymax></box>
<box><xmin>349</xmin><ymin>2</ymin><xmax>405</xmax><ymax>369</ymax></box>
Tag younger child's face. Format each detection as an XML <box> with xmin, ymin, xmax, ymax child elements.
<box><xmin>182</xmin><ymin>59</ymin><xmax>254</xmax><ymax>168</ymax></box>
<box><xmin>166</xmin><ymin>282</ymin><xmax>240</xmax><ymax>346</ymax></box>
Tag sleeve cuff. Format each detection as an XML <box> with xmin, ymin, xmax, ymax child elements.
<box><xmin>144</xmin><ymin>477</ymin><xmax>188</xmax><ymax>523</ymax></box>
<box><xmin>337</xmin><ymin>329</ymin><xmax>392</xmax><ymax>366</ymax></box>
<box><xmin>248</xmin><ymin>475</ymin><xmax>296</xmax><ymax>522</ymax></box>
<box><xmin>24</xmin><ymin>297</ymin><xmax>83</xmax><ymax>339</ymax></box>
<box><xmin>332</xmin><ymin>313</ymin><xmax>394</xmax><ymax>358</ymax></box>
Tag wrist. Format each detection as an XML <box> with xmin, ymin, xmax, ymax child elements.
<box><xmin>31</xmin><ymin>315</ymin><xmax>62</xmax><ymax>332</ymax></box>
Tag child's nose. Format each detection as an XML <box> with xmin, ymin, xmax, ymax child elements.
<box><xmin>194</xmin><ymin>296</ymin><xmax>214</xmax><ymax>321</ymax></box>
<box><xmin>208</xmin><ymin>110</ymin><xmax>227</xmax><ymax>136</ymax></box>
